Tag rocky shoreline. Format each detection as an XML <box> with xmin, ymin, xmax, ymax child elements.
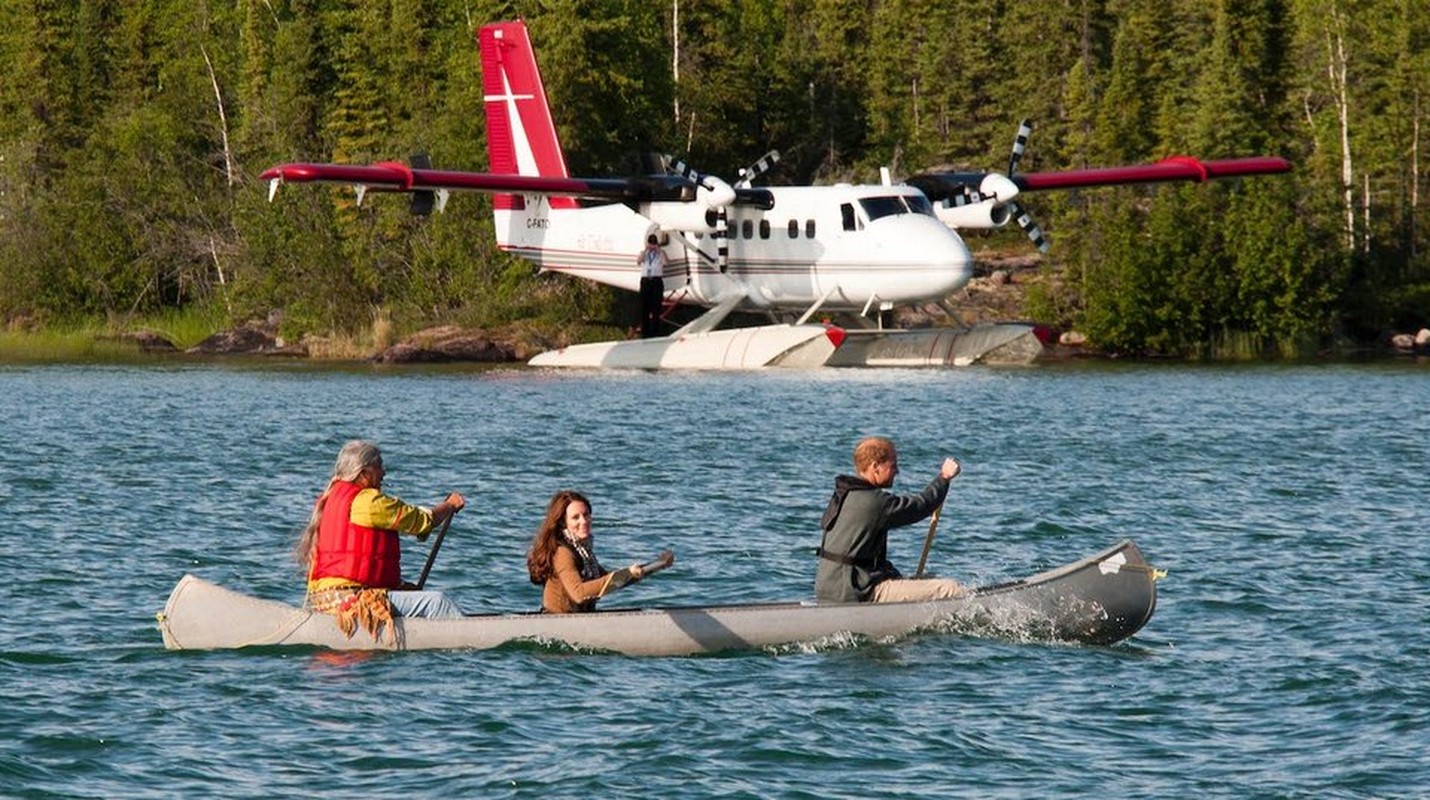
<box><xmin>125</xmin><ymin>316</ymin><xmax>1430</xmax><ymax>364</ymax></box>
<box><xmin>160</xmin><ymin>322</ymin><xmax>540</xmax><ymax>363</ymax></box>
<box><xmin>109</xmin><ymin>256</ymin><xmax>1429</xmax><ymax>362</ymax></box>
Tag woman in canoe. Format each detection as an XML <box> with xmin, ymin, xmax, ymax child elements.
<box><xmin>295</xmin><ymin>440</ymin><xmax>467</xmax><ymax>640</ymax></box>
<box><xmin>527</xmin><ymin>489</ymin><xmax>673</xmax><ymax>613</ymax></box>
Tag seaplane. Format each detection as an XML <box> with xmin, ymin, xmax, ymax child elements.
<box><xmin>261</xmin><ymin>19</ymin><xmax>1292</xmax><ymax>370</ymax></box>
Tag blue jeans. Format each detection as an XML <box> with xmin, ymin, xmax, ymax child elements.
<box><xmin>388</xmin><ymin>590</ymin><xmax>463</xmax><ymax>618</ymax></box>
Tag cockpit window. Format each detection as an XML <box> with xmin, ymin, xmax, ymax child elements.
<box><xmin>904</xmin><ymin>194</ymin><xmax>934</xmax><ymax>216</ymax></box>
<box><xmin>859</xmin><ymin>195</ymin><xmax>934</xmax><ymax>220</ymax></box>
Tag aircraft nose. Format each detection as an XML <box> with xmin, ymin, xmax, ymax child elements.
<box><xmin>873</xmin><ymin>214</ymin><xmax>974</xmax><ymax>297</ymax></box>
<box><xmin>934</xmin><ymin>225</ymin><xmax>975</xmax><ymax>293</ymax></box>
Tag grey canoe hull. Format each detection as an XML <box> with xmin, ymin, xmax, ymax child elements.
<box><xmin>157</xmin><ymin>540</ymin><xmax>1156</xmax><ymax>656</ymax></box>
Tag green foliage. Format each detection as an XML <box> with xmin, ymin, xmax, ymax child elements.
<box><xmin>526</xmin><ymin>1</ymin><xmax>672</xmax><ymax>173</ymax></box>
<box><xmin>0</xmin><ymin>0</ymin><xmax>1426</xmax><ymax>358</ymax></box>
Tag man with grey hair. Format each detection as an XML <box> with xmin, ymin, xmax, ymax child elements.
<box><xmin>296</xmin><ymin>440</ymin><xmax>467</xmax><ymax>641</ymax></box>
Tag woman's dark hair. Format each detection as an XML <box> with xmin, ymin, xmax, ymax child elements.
<box><xmin>527</xmin><ymin>490</ymin><xmax>592</xmax><ymax>584</ymax></box>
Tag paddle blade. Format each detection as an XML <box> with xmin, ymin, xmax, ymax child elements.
<box><xmin>601</xmin><ymin>550</ymin><xmax>675</xmax><ymax>593</ymax></box>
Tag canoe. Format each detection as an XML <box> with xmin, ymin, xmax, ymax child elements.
<box><xmin>156</xmin><ymin>539</ymin><xmax>1157</xmax><ymax>656</ymax></box>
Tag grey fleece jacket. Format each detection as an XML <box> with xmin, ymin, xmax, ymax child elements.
<box><xmin>813</xmin><ymin>473</ymin><xmax>950</xmax><ymax>603</ymax></box>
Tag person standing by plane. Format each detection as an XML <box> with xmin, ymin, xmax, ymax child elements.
<box><xmin>296</xmin><ymin>440</ymin><xmax>467</xmax><ymax>640</ymax></box>
<box><xmin>527</xmin><ymin>489</ymin><xmax>673</xmax><ymax>613</ymax></box>
<box><xmin>637</xmin><ymin>233</ymin><xmax>667</xmax><ymax>337</ymax></box>
<box><xmin>815</xmin><ymin>436</ymin><xmax>966</xmax><ymax>603</ymax></box>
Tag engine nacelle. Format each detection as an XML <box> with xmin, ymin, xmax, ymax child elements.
<box><xmin>642</xmin><ymin>172</ymin><xmax>736</xmax><ymax>233</ymax></box>
<box><xmin>644</xmin><ymin>203</ymin><xmax>721</xmax><ymax>234</ymax></box>
<box><xmin>696</xmin><ymin>174</ymin><xmax>736</xmax><ymax>207</ymax></box>
<box><xmin>933</xmin><ymin>200</ymin><xmax>1012</xmax><ymax>230</ymax></box>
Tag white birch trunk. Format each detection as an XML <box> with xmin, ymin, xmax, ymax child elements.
<box><xmin>202</xmin><ymin>44</ymin><xmax>235</xmax><ymax>188</ymax></box>
<box><xmin>1326</xmin><ymin>7</ymin><xmax>1354</xmax><ymax>252</ymax></box>
<box><xmin>1413</xmin><ymin>92</ymin><xmax>1421</xmax><ymax>259</ymax></box>
<box><xmin>672</xmin><ymin>0</ymin><xmax>680</xmax><ymax>131</ymax></box>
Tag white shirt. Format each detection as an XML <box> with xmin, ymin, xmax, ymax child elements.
<box><xmin>638</xmin><ymin>246</ymin><xmax>666</xmax><ymax>279</ymax></box>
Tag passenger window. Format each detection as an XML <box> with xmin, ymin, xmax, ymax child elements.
<box><xmin>841</xmin><ymin>203</ymin><xmax>857</xmax><ymax>231</ymax></box>
<box><xmin>788</xmin><ymin>219</ymin><xmax>799</xmax><ymax>238</ymax></box>
<box><xmin>759</xmin><ymin>220</ymin><xmax>770</xmax><ymax>239</ymax></box>
<box><xmin>806</xmin><ymin>219</ymin><xmax>816</xmax><ymax>238</ymax></box>
<box><xmin>742</xmin><ymin>219</ymin><xmax>754</xmax><ymax>239</ymax></box>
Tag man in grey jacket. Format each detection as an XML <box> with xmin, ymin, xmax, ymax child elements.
<box><xmin>814</xmin><ymin>436</ymin><xmax>965</xmax><ymax>603</ymax></box>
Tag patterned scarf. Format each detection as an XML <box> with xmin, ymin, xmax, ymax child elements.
<box><xmin>561</xmin><ymin>530</ymin><xmax>604</xmax><ymax>580</ymax></box>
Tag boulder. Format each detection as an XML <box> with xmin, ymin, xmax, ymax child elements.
<box><xmin>187</xmin><ymin>325</ymin><xmax>307</xmax><ymax>356</ymax></box>
<box><xmin>126</xmin><ymin>330</ymin><xmax>177</xmax><ymax>353</ymax></box>
<box><xmin>375</xmin><ymin>326</ymin><xmax>520</xmax><ymax>363</ymax></box>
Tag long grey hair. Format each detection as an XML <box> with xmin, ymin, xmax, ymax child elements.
<box><xmin>294</xmin><ymin>440</ymin><xmax>382</xmax><ymax>571</ymax></box>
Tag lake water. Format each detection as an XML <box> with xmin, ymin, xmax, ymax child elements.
<box><xmin>1</xmin><ymin>360</ymin><xmax>1426</xmax><ymax>798</ymax></box>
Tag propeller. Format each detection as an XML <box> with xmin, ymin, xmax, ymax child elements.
<box><xmin>906</xmin><ymin>119</ymin><xmax>1049</xmax><ymax>253</ymax></box>
<box><xmin>666</xmin><ymin>156</ymin><xmax>733</xmax><ymax>274</ymax></box>
<box><xmin>667</xmin><ymin>157</ymin><xmax>736</xmax><ymax>208</ymax></box>
<box><xmin>1002</xmin><ymin>120</ymin><xmax>1047</xmax><ymax>252</ymax></box>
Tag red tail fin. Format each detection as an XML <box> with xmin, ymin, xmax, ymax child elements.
<box><xmin>479</xmin><ymin>21</ymin><xmax>576</xmax><ymax>210</ymax></box>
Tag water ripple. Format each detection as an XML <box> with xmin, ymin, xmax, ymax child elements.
<box><xmin>2</xmin><ymin>362</ymin><xmax>1427</xmax><ymax>797</ymax></box>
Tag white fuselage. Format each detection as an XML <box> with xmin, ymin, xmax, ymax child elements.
<box><xmin>494</xmin><ymin>183</ymin><xmax>974</xmax><ymax>312</ymax></box>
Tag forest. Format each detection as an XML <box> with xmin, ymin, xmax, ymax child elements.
<box><xmin>0</xmin><ymin>0</ymin><xmax>1426</xmax><ymax>358</ymax></box>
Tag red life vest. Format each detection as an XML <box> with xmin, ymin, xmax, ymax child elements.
<box><xmin>310</xmin><ymin>480</ymin><xmax>402</xmax><ymax>588</ymax></box>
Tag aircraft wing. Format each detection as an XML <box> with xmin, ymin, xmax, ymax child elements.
<box><xmin>259</xmin><ymin>162</ymin><xmax>697</xmax><ymax>203</ymax></box>
<box><xmin>908</xmin><ymin>156</ymin><xmax>1291</xmax><ymax>201</ymax></box>
<box><xmin>1011</xmin><ymin>156</ymin><xmax>1292</xmax><ymax>192</ymax></box>
<box><xmin>259</xmin><ymin>162</ymin><xmax>778</xmax><ymax>210</ymax></box>
<box><xmin>907</xmin><ymin>154</ymin><xmax>1292</xmax><ymax>250</ymax></box>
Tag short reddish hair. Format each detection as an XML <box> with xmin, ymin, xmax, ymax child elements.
<box><xmin>853</xmin><ymin>436</ymin><xmax>896</xmax><ymax>472</ymax></box>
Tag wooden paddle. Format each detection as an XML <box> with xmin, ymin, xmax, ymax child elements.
<box><xmin>914</xmin><ymin>504</ymin><xmax>943</xmax><ymax>578</ymax></box>
<box><xmin>600</xmin><ymin>549</ymin><xmax>676</xmax><ymax>595</ymax></box>
<box><xmin>414</xmin><ymin>510</ymin><xmax>456</xmax><ymax>590</ymax></box>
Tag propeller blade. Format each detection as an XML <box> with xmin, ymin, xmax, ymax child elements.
<box><xmin>1008</xmin><ymin>200</ymin><xmax>1048</xmax><ymax>252</ymax></box>
<box><xmin>668</xmin><ymin>156</ymin><xmax>704</xmax><ymax>186</ymax></box>
<box><xmin>713</xmin><ymin>208</ymin><xmax>730</xmax><ymax>273</ymax></box>
<box><xmin>736</xmin><ymin>150</ymin><xmax>780</xmax><ymax>188</ymax></box>
<box><xmin>1008</xmin><ymin>119</ymin><xmax>1032</xmax><ymax>176</ymax></box>
<box><xmin>665</xmin><ymin>155</ymin><xmax>735</xmax><ymax>207</ymax></box>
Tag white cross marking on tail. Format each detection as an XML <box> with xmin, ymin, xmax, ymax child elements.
<box><xmin>488</xmin><ymin>68</ymin><xmax>538</xmax><ymax>176</ymax></box>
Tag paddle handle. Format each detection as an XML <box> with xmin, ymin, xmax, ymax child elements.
<box><xmin>414</xmin><ymin>511</ymin><xmax>455</xmax><ymax>590</ymax></box>
<box><xmin>914</xmin><ymin>505</ymin><xmax>942</xmax><ymax>578</ymax></box>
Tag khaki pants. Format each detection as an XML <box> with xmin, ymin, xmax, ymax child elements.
<box><xmin>871</xmin><ymin>577</ymin><xmax>966</xmax><ymax>603</ymax></box>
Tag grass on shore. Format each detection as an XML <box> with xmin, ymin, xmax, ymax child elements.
<box><xmin>0</xmin><ymin>330</ymin><xmax>142</xmax><ymax>362</ymax></box>
<box><xmin>0</xmin><ymin>307</ymin><xmax>225</xmax><ymax>363</ymax></box>
<box><xmin>1</xmin><ymin>307</ymin><xmax>481</xmax><ymax>363</ymax></box>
